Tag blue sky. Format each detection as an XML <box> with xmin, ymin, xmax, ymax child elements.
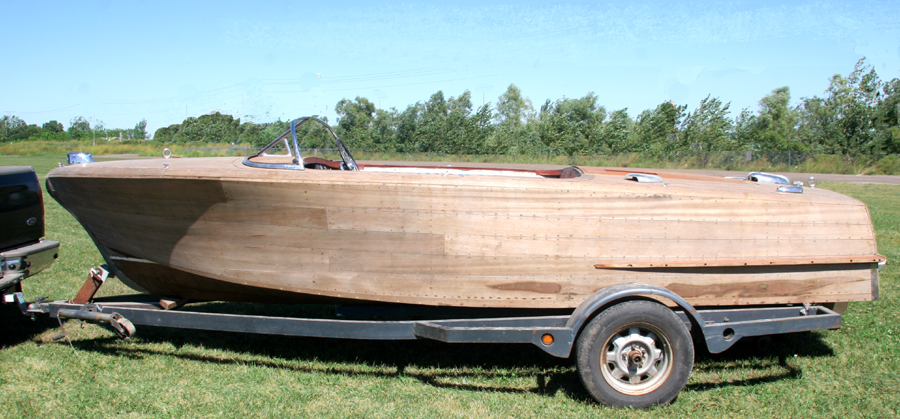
<box><xmin>2</xmin><ymin>0</ymin><xmax>899</xmax><ymax>136</ymax></box>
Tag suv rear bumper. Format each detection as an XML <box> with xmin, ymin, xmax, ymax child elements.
<box><xmin>1</xmin><ymin>239</ymin><xmax>60</xmax><ymax>291</ymax></box>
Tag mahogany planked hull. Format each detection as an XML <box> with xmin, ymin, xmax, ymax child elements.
<box><xmin>46</xmin><ymin>157</ymin><xmax>882</xmax><ymax>308</ymax></box>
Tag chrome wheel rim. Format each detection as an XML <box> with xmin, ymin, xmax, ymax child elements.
<box><xmin>599</xmin><ymin>323</ymin><xmax>674</xmax><ymax>395</ymax></box>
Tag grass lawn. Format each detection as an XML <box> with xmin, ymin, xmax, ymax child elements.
<box><xmin>1</xmin><ymin>155</ymin><xmax>898</xmax><ymax>418</ymax></box>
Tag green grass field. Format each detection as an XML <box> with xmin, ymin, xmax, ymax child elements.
<box><xmin>1</xmin><ymin>156</ymin><xmax>898</xmax><ymax>418</ymax></box>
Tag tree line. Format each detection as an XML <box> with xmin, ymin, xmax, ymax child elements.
<box><xmin>325</xmin><ymin>58</ymin><xmax>898</xmax><ymax>156</ymax></box>
<box><xmin>0</xmin><ymin>116</ymin><xmax>148</xmax><ymax>143</ymax></box>
<box><xmin>3</xmin><ymin>58</ymin><xmax>898</xmax><ymax>156</ymax></box>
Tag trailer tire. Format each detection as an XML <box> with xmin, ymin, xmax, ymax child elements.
<box><xmin>575</xmin><ymin>300</ymin><xmax>693</xmax><ymax>408</ymax></box>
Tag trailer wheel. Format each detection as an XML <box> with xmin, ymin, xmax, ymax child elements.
<box><xmin>575</xmin><ymin>300</ymin><xmax>693</xmax><ymax>408</ymax></box>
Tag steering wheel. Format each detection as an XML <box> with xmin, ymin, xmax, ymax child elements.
<box><xmin>336</xmin><ymin>137</ymin><xmax>359</xmax><ymax>171</ymax></box>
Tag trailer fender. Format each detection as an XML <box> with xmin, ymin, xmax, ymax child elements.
<box><xmin>538</xmin><ymin>282</ymin><xmax>707</xmax><ymax>358</ymax></box>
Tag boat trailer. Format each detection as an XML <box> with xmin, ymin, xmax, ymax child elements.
<box><xmin>7</xmin><ymin>266</ymin><xmax>844</xmax><ymax>408</ymax></box>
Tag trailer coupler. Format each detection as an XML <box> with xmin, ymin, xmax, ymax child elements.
<box><xmin>56</xmin><ymin>308</ymin><xmax>136</xmax><ymax>339</ymax></box>
<box><xmin>16</xmin><ymin>292</ymin><xmax>137</xmax><ymax>340</ymax></box>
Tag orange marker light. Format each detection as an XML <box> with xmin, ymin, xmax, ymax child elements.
<box><xmin>541</xmin><ymin>334</ymin><xmax>554</xmax><ymax>345</ymax></box>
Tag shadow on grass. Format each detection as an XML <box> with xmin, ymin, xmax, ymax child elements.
<box><xmin>41</xmin><ymin>306</ymin><xmax>836</xmax><ymax>405</ymax></box>
<box><xmin>0</xmin><ymin>303</ymin><xmax>61</xmax><ymax>347</ymax></box>
<box><xmin>69</xmin><ymin>326</ymin><xmax>594</xmax><ymax>402</ymax></box>
<box><xmin>686</xmin><ymin>332</ymin><xmax>834</xmax><ymax>391</ymax></box>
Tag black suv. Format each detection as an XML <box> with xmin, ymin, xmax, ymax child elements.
<box><xmin>1</xmin><ymin>166</ymin><xmax>59</xmax><ymax>298</ymax></box>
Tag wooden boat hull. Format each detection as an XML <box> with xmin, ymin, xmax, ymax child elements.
<box><xmin>46</xmin><ymin>157</ymin><xmax>881</xmax><ymax>308</ymax></box>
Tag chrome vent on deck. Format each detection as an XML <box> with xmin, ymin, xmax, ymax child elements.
<box><xmin>747</xmin><ymin>172</ymin><xmax>790</xmax><ymax>184</ymax></box>
<box><xmin>777</xmin><ymin>185</ymin><xmax>804</xmax><ymax>194</ymax></box>
<box><xmin>625</xmin><ymin>173</ymin><xmax>665</xmax><ymax>183</ymax></box>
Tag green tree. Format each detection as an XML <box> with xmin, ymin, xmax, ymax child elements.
<box><xmin>335</xmin><ymin>97</ymin><xmax>378</xmax><ymax>150</ymax></box>
<box><xmin>336</xmin><ymin>97</ymin><xmax>376</xmax><ymax>132</ymax></box>
<box><xmin>419</xmin><ymin>91</ymin><xmax>449</xmax><ymax>153</ymax></box>
<box><xmin>537</xmin><ymin>93</ymin><xmax>606</xmax><ymax>155</ymax></box>
<box><xmin>823</xmin><ymin>59</ymin><xmax>884</xmax><ymax>154</ymax></box>
<box><xmin>2</xmin><ymin>115</ymin><xmax>40</xmax><ymax>142</ymax></box>
<box><xmin>93</xmin><ymin>120</ymin><xmax>107</xmax><ymax>141</ymax></box>
<box><xmin>368</xmin><ymin>108</ymin><xmax>399</xmax><ymax>153</ymax></box>
<box><xmin>178</xmin><ymin>112</ymin><xmax>242</xmax><ymax>143</ymax></box>
<box><xmin>295</xmin><ymin>116</ymin><xmax>335</xmax><ymax>149</ymax></box>
<box><xmin>795</xmin><ymin>97</ymin><xmax>831</xmax><ymax>153</ymax></box>
<box><xmin>749</xmin><ymin>87</ymin><xmax>801</xmax><ymax>150</ymax></box>
<box><xmin>68</xmin><ymin>116</ymin><xmax>91</xmax><ymax>139</ymax></box>
<box><xmin>795</xmin><ymin>58</ymin><xmax>889</xmax><ymax>154</ymax></box>
<box><xmin>259</xmin><ymin>119</ymin><xmax>291</xmax><ymax>147</ymax></box>
<box><xmin>42</xmin><ymin>120</ymin><xmax>64</xmax><ymax>133</ymax></box>
<box><xmin>236</xmin><ymin>122</ymin><xmax>265</xmax><ymax>146</ymax></box>
<box><xmin>494</xmin><ymin>84</ymin><xmax>532</xmax><ymax>128</ymax></box>
<box><xmin>153</xmin><ymin>124</ymin><xmax>180</xmax><ymax>143</ymax></box>
<box><xmin>633</xmin><ymin>101</ymin><xmax>687</xmax><ymax>154</ymax></box>
<box><xmin>732</xmin><ymin>108</ymin><xmax>756</xmax><ymax>151</ymax></box>
<box><xmin>152</xmin><ymin>112</ymin><xmax>247</xmax><ymax>144</ymax></box>
<box><xmin>444</xmin><ymin>90</ymin><xmax>492</xmax><ymax>154</ymax></box>
<box><xmin>681</xmin><ymin>95</ymin><xmax>734</xmax><ymax>151</ymax></box>
<box><xmin>490</xmin><ymin>84</ymin><xmax>535</xmax><ymax>154</ymax></box>
<box><xmin>395</xmin><ymin>103</ymin><xmax>424</xmax><ymax>153</ymax></box>
<box><xmin>0</xmin><ymin>115</ymin><xmax>26</xmax><ymax>142</ymax></box>
<box><xmin>877</xmin><ymin>78</ymin><xmax>900</xmax><ymax>153</ymax></box>
<box><xmin>133</xmin><ymin>119</ymin><xmax>148</xmax><ymax>140</ymax></box>
<box><xmin>600</xmin><ymin>109</ymin><xmax>633</xmax><ymax>153</ymax></box>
